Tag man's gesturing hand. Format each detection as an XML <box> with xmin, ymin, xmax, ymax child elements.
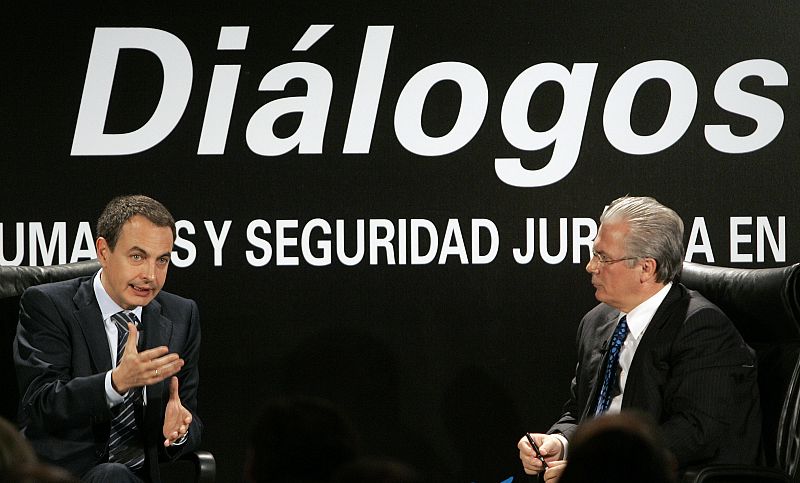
<box><xmin>163</xmin><ymin>376</ymin><xmax>192</xmax><ymax>446</ymax></box>
<box><xmin>111</xmin><ymin>322</ymin><xmax>185</xmax><ymax>394</ymax></box>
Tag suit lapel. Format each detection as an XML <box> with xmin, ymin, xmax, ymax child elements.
<box><xmin>140</xmin><ymin>298</ymin><xmax>171</xmax><ymax>409</ymax></box>
<box><xmin>73</xmin><ymin>277</ymin><xmax>112</xmax><ymax>372</ymax></box>
<box><xmin>623</xmin><ymin>284</ymin><xmax>684</xmax><ymax>408</ymax></box>
<box><xmin>140</xmin><ymin>298</ymin><xmax>172</xmax><ymax>350</ymax></box>
<box><xmin>138</xmin><ymin>297</ymin><xmax>173</xmax><ymax>479</ymax></box>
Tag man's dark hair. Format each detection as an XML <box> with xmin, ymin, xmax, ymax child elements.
<box><xmin>96</xmin><ymin>195</ymin><xmax>176</xmax><ymax>249</ymax></box>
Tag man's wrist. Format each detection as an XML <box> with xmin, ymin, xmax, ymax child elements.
<box><xmin>551</xmin><ymin>433</ymin><xmax>569</xmax><ymax>459</ymax></box>
<box><xmin>110</xmin><ymin>369</ymin><xmax>128</xmax><ymax>395</ymax></box>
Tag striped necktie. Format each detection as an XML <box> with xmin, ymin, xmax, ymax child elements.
<box><xmin>109</xmin><ymin>311</ymin><xmax>145</xmax><ymax>470</ymax></box>
<box><xmin>594</xmin><ymin>315</ymin><xmax>629</xmax><ymax>416</ymax></box>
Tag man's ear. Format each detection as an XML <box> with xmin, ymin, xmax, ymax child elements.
<box><xmin>96</xmin><ymin>237</ymin><xmax>110</xmax><ymax>267</ymax></box>
<box><xmin>639</xmin><ymin>257</ymin><xmax>658</xmax><ymax>283</ymax></box>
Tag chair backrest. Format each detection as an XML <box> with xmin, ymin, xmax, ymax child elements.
<box><xmin>0</xmin><ymin>260</ymin><xmax>101</xmax><ymax>422</ymax></box>
<box><xmin>0</xmin><ymin>260</ymin><xmax>101</xmax><ymax>299</ymax></box>
<box><xmin>680</xmin><ymin>262</ymin><xmax>800</xmax><ymax>478</ymax></box>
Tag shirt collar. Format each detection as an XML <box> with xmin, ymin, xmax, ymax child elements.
<box><xmin>620</xmin><ymin>282</ymin><xmax>673</xmax><ymax>341</ymax></box>
<box><xmin>93</xmin><ymin>269</ymin><xmax>143</xmax><ymax>322</ymax></box>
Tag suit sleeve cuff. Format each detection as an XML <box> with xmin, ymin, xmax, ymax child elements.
<box><xmin>172</xmin><ymin>431</ymin><xmax>189</xmax><ymax>446</ymax></box>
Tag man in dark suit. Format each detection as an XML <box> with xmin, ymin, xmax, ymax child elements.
<box><xmin>517</xmin><ymin>196</ymin><xmax>761</xmax><ymax>481</ymax></box>
<box><xmin>14</xmin><ymin>195</ymin><xmax>202</xmax><ymax>482</ymax></box>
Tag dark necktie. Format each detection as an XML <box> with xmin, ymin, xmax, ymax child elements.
<box><xmin>594</xmin><ymin>315</ymin><xmax>629</xmax><ymax>416</ymax></box>
<box><xmin>109</xmin><ymin>311</ymin><xmax>145</xmax><ymax>470</ymax></box>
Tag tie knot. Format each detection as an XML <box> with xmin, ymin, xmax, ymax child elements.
<box><xmin>609</xmin><ymin>316</ymin><xmax>629</xmax><ymax>349</ymax></box>
<box><xmin>112</xmin><ymin>311</ymin><xmax>139</xmax><ymax>333</ymax></box>
<box><xmin>617</xmin><ymin>316</ymin><xmax>629</xmax><ymax>335</ymax></box>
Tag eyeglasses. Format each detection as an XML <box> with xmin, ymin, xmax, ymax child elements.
<box><xmin>590</xmin><ymin>250</ymin><xmax>638</xmax><ymax>266</ymax></box>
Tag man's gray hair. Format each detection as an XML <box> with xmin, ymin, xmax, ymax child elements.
<box><xmin>600</xmin><ymin>196</ymin><xmax>685</xmax><ymax>283</ymax></box>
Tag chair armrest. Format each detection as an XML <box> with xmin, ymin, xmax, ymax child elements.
<box><xmin>682</xmin><ymin>464</ymin><xmax>791</xmax><ymax>483</ymax></box>
<box><xmin>178</xmin><ymin>450</ymin><xmax>216</xmax><ymax>483</ymax></box>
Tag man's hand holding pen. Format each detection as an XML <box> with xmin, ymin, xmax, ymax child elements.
<box><xmin>517</xmin><ymin>433</ymin><xmax>566</xmax><ymax>480</ymax></box>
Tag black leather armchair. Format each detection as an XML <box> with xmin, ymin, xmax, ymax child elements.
<box><xmin>0</xmin><ymin>260</ymin><xmax>216</xmax><ymax>483</ymax></box>
<box><xmin>680</xmin><ymin>261</ymin><xmax>799</xmax><ymax>483</ymax></box>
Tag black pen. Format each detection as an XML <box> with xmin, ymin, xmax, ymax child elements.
<box><xmin>525</xmin><ymin>432</ymin><xmax>549</xmax><ymax>469</ymax></box>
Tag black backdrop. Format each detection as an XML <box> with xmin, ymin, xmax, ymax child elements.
<box><xmin>3</xmin><ymin>2</ymin><xmax>799</xmax><ymax>481</ymax></box>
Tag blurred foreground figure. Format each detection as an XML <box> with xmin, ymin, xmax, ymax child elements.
<box><xmin>559</xmin><ymin>412</ymin><xmax>676</xmax><ymax>483</ymax></box>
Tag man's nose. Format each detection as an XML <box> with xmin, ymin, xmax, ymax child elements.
<box><xmin>142</xmin><ymin>260</ymin><xmax>156</xmax><ymax>280</ymax></box>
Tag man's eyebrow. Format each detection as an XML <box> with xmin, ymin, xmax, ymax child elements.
<box><xmin>127</xmin><ymin>246</ymin><xmax>171</xmax><ymax>259</ymax></box>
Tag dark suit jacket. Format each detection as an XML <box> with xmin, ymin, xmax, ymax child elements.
<box><xmin>549</xmin><ymin>283</ymin><xmax>762</xmax><ymax>470</ymax></box>
<box><xmin>13</xmin><ymin>274</ymin><xmax>203</xmax><ymax>482</ymax></box>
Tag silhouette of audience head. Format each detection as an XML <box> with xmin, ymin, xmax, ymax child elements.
<box><xmin>1</xmin><ymin>416</ymin><xmax>79</xmax><ymax>482</ymax></box>
<box><xmin>560</xmin><ymin>411</ymin><xmax>677</xmax><ymax>483</ymax></box>
<box><xmin>245</xmin><ymin>396</ymin><xmax>360</xmax><ymax>483</ymax></box>
<box><xmin>1</xmin><ymin>416</ymin><xmax>37</xmax><ymax>473</ymax></box>
<box><xmin>9</xmin><ymin>463</ymin><xmax>81</xmax><ymax>483</ymax></box>
<box><xmin>332</xmin><ymin>457</ymin><xmax>422</xmax><ymax>483</ymax></box>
